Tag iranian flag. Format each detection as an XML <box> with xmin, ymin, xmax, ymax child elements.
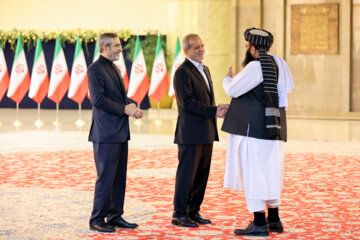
<box><xmin>168</xmin><ymin>36</ymin><xmax>184</xmax><ymax>98</ymax></box>
<box><xmin>127</xmin><ymin>36</ymin><xmax>150</xmax><ymax>103</ymax></box>
<box><xmin>149</xmin><ymin>35</ymin><xmax>169</xmax><ymax>102</ymax></box>
<box><xmin>0</xmin><ymin>42</ymin><xmax>9</xmax><ymax>101</ymax></box>
<box><xmin>7</xmin><ymin>35</ymin><xmax>30</xmax><ymax>103</ymax></box>
<box><xmin>28</xmin><ymin>37</ymin><xmax>49</xmax><ymax>103</ymax></box>
<box><xmin>88</xmin><ymin>38</ymin><xmax>100</xmax><ymax>99</ymax></box>
<box><xmin>48</xmin><ymin>37</ymin><xmax>70</xmax><ymax>103</ymax></box>
<box><xmin>68</xmin><ymin>36</ymin><xmax>88</xmax><ymax>104</ymax></box>
<box><xmin>93</xmin><ymin>38</ymin><xmax>100</xmax><ymax>62</ymax></box>
<box><xmin>113</xmin><ymin>51</ymin><xmax>129</xmax><ymax>91</ymax></box>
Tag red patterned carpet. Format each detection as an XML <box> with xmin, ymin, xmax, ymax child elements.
<box><xmin>0</xmin><ymin>149</ymin><xmax>359</xmax><ymax>239</ymax></box>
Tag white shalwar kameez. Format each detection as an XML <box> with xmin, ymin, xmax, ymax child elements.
<box><xmin>223</xmin><ymin>55</ymin><xmax>294</xmax><ymax>213</ymax></box>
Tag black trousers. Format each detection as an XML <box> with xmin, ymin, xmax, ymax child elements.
<box><xmin>89</xmin><ymin>142</ymin><xmax>128</xmax><ymax>226</ymax></box>
<box><xmin>173</xmin><ymin>143</ymin><xmax>213</xmax><ymax>217</ymax></box>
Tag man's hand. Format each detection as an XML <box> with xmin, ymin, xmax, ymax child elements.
<box><xmin>124</xmin><ymin>103</ymin><xmax>144</xmax><ymax>119</ymax></box>
<box><xmin>216</xmin><ymin>104</ymin><xmax>230</xmax><ymax>118</ymax></box>
<box><xmin>226</xmin><ymin>66</ymin><xmax>234</xmax><ymax>78</ymax></box>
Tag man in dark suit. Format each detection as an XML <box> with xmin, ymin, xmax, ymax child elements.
<box><xmin>172</xmin><ymin>33</ymin><xmax>228</xmax><ymax>227</ymax></box>
<box><xmin>87</xmin><ymin>33</ymin><xmax>143</xmax><ymax>233</ymax></box>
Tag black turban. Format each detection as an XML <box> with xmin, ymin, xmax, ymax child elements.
<box><xmin>244</xmin><ymin>27</ymin><xmax>273</xmax><ymax>51</ymax></box>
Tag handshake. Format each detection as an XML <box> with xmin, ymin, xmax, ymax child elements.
<box><xmin>216</xmin><ymin>104</ymin><xmax>229</xmax><ymax>118</ymax></box>
<box><xmin>124</xmin><ymin>103</ymin><xmax>144</xmax><ymax>119</ymax></box>
<box><xmin>124</xmin><ymin>103</ymin><xmax>228</xmax><ymax>119</ymax></box>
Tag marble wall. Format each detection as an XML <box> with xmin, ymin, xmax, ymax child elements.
<box><xmin>285</xmin><ymin>0</ymin><xmax>351</xmax><ymax>115</ymax></box>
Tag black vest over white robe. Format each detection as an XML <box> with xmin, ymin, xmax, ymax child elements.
<box><xmin>221</xmin><ymin>59</ymin><xmax>287</xmax><ymax>141</ymax></box>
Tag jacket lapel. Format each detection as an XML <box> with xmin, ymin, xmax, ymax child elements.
<box><xmin>203</xmin><ymin>66</ymin><xmax>215</xmax><ymax>103</ymax></box>
<box><xmin>185</xmin><ymin>59</ymin><xmax>212</xmax><ymax>96</ymax></box>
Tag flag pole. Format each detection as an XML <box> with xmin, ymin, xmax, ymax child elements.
<box><xmin>75</xmin><ymin>103</ymin><xmax>86</xmax><ymax>128</ymax></box>
<box><xmin>134</xmin><ymin>102</ymin><xmax>143</xmax><ymax>126</ymax></box>
<box><xmin>52</xmin><ymin>103</ymin><xmax>61</xmax><ymax>128</ymax></box>
<box><xmin>56</xmin><ymin>103</ymin><xmax>59</xmax><ymax>122</ymax></box>
<box><xmin>154</xmin><ymin>101</ymin><xmax>162</xmax><ymax>126</ymax></box>
<box><xmin>34</xmin><ymin>103</ymin><xmax>44</xmax><ymax>128</ymax></box>
<box><xmin>13</xmin><ymin>103</ymin><xmax>22</xmax><ymax>128</ymax></box>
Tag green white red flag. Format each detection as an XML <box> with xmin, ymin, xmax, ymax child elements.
<box><xmin>48</xmin><ymin>37</ymin><xmax>70</xmax><ymax>103</ymax></box>
<box><xmin>113</xmin><ymin>51</ymin><xmax>129</xmax><ymax>91</ymax></box>
<box><xmin>168</xmin><ymin>36</ymin><xmax>184</xmax><ymax>98</ymax></box>
<box><xmin>149</xmin><ymin>34</ymin><xmax>169</xmax><ymax>102</ymax></box>
<box><xmin>7</xmin><ymin>35</ymin><xmax>30</xmax><ymax>103</ymax></box>
<box><xmin>0</xmin><ymin>42</ymin><xmax>10</xmax><ymax>101</ymax></box>
<box><xmin>93</xmin><ymin>38</ymin><xmax>100</xmax><ymax>62</ymax></box>
<box><xmin>88</xmin><ymin>38</ymin><xmax>100</xmax><ymax>99</ymax></box>
<box><xmin>68</xmin><ymin>36</ymin><xmax>88</xmax><ymax>104</ymax></box>
<box><xmin>28</xmin><ymin>37</ymin><xmax>49</xmax><ymax>103</ymax></box>
<box><xmin>127</xmin><ymin>36</ymin><xmax>150</xmax><ymax>103</ymax></box>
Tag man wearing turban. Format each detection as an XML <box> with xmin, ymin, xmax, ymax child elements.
<box><xmin>221</xmin><ymin>27</ymin><xmax>294</xmax><ymax>236</ymax></box>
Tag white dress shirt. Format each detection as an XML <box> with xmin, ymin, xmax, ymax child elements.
<box><xmin>186</xmin><ymin>57</ymin><xmax>211</xmax><ymax>91</ymax></box>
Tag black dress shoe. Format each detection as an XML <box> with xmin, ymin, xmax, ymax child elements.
<box><xmin>234</xmin><ymin>221</ymin><xmax>269</xmax><ymax>236</ymax></box>
<box><xmin>90</xmin><ymin>221</ymin><xmax>116</xmax><ymax>233</ymax></box>
<box><xmin>107</xmin><ymin>217</ymin><xmax>138</xmax><ymax>229</ymax></box>
<box><xmin>190</xmin><ymin>213</ymin><xmax>211</xmax><ymax>224</ymax></box>
<box><xmin>268</xmin><ymin>220</ymin><xmax>284</xmax><ymax>233</ymax></box>
<box><xmin>171</xmin><ymin>216</ymin><xmax>199</xmax><ymax>227</ymax></box>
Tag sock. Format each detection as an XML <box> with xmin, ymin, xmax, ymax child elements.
<box><xmin>268</xmin><ymin>207</ymin><xmax>280</xmax><ymax>222</ymax></box>
<box><xmin>253</xmin><ymin>212</ymin><xmax>266</xmax><ymax>226</ymax></box>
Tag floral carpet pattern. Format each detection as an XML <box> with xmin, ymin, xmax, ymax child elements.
<box><xmin>0</xmin><ymin>149</ymin><xmax>360</xmax><ymax>239</ymax></box>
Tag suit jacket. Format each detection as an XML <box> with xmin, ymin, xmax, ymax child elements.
<box><xmin>87</xmin><ymin>55</ymin><xmax>130</xmax><ymax>143</ymax></box>
<box><xmin>174</xmin><ymin>58</ymin><xmax>219</xmax><ymax>144</ymax></box>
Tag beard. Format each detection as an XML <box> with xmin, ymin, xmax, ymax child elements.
<box><xmin>110</xmin><ymin>51</ymin><xmax>119</xmax><ymax>61</ymax></box>
<box><xmin>242</xmin><ymin>48</ymin><xmax>256</xmax><ymax>67</ymax></box>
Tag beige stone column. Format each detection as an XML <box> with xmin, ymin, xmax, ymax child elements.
<box><xmin>167</xmin><ymin>0</ymin><xmax>232</xmax><ymax>106</ymax></box>
<box><xmin>231</xmin><ymin>0</ymin><xmax>262</xmax><ymax>72</ymax></box>
<box><xmin>262</xmin><ymin>0</ymin><xmax>286</xmax><ymax>58</ymax></box>
<box><xmin>351</xmin><ymin>0</ymin><xmax>360</xmax><ymax>112</ymax></box>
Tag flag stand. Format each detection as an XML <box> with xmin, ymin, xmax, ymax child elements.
<box><xmin>75</xmin><ymin>103</ymin><xmax>86</xmax><ymax>127</ymax></box>
<box><xmin>134</xmin><ymin>103</ymin><xmax>143</xmax><ymax>126</ymax></box>
<box><xmin>154</xmin><ymin>101</ymin><xmax>162</xmax><ymax>126</ymax></box>
<box><xmin>34</xmin><ymin>103</ymin><xmax>44</xmax><ymax>128</ymax></box>
<box><xmin>52</xmin><ymin>103</ymin><xmax>61</xmax><ymax>128</ymax></box>
<box><xmin>12</xmin><ymin>103</ymin><xmax>22</xmax><ymax>128</ymax></box>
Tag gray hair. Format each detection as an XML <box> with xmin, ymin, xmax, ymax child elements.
<box><xmin>98</xmin><ymin>33</ymin><xmax>119</xmax><ymax>53</ymax></box>
<box><xmin>182</xmin><ymin>33</ymin><xmax>200</xmax><ymax>50</ymax></box>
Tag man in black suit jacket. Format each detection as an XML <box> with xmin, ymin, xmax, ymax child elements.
<box><xmin>87</xmin><ymin>33</ymin><xmax>143</xmax><ymax>233</ymax></box>
<box><xmin>172</xmin><ymin>33</ymin><xmax>229</xmax><ymax>227</ymax></box>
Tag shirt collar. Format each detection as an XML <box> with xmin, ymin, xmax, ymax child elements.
<box><xmin>186</xmin><ymin>57</ymin><xmax>204</xmax><ymax>69</ymax></box>
<box><xmin>99</xmin><ymin>55</ymin><xmax>113</xmax><ymax>65</ymax></box>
